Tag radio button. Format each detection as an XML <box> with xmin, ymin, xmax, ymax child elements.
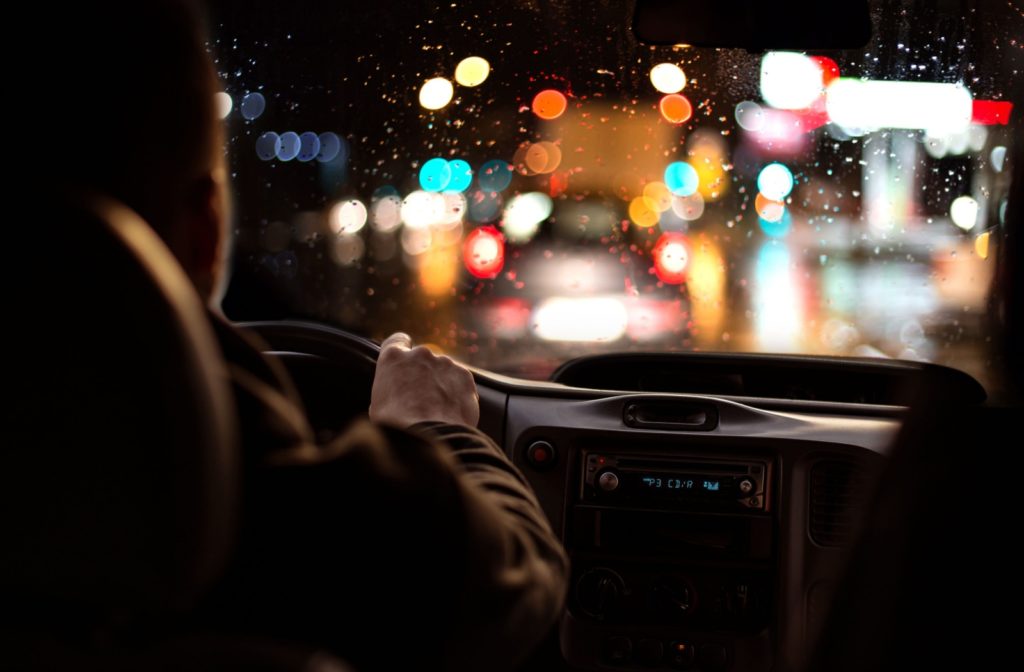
<box><xmin>668</xmin><ymin>640</ymin><xmax>696</xmax><ymax>669</ymax></box>
<box><xmin>525</xmin><ymin>440</ymin><xmax>556</xmax><ymax>469</ymax></box>
<box><xmin>603</xmin><ymin>636</ymin><xmax>633</xmax><ymax>665</ymax></box>
<box><xmin>598</xmin><ymin>470</ymin><xmax>621</xmax><ymax>492</ymax></box>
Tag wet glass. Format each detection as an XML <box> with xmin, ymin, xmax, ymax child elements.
<box><xmin>209</xmin><ymin>0</ymin><xmax>1021</xmax><ymax>390</ymax></box>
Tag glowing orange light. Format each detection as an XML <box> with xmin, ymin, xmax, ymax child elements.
<box><xmin>659</xmin><ymin>94</ymin><xmax>693</xmax><ymax>124</ymax></box>
<box><xmin>463</xmin><ymin>226</ymin><xmax>505</xmax><ymax>279</ymax></box>
<box><xmin>652</xmin><ymin>232</ymin><xmax>690</xmax><ymax>284</ymax></box>
<box><xmin>549</xmin><ymin>171</ymin><xmax>570</xmax><ymax>197</ymax></box>
<box><xmin>629</xmin><ymin>196</ymin><xmax>659</xmax><ymax>228</ymax></box>
<box><xmin>755</xmin><ymin>193</ymin><xmax>786</xmax><ymax>222</ymax></box>
<box><xmin>532</xmin><ymin>89</ymin><xmax>568</xmax><ymax>120</ymax></box>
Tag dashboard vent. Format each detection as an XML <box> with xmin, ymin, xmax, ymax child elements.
<box><xmin>809</xmin><ymin>459</ymin><xmax>871</xmax><ymax>548</ymax></box>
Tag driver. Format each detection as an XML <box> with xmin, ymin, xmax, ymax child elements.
<box><xmin>34</xmin><ymin>2</ymin><xmax>569</xmax><ymax>670</ymax></box>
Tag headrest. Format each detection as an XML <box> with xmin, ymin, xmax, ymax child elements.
<box><xmin>1</xmin><ymin>194</ymin><xmax>238</xmax><ymax>619</ymax></box>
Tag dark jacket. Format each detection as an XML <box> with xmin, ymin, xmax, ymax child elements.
<box><xmin>201</xmin><ymin>316</ymin><xmax>569</xmax><ymax>671</ymax></box>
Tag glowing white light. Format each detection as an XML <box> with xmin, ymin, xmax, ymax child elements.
<box><xmin>950</xmin><ymin>196</ymin><xmax>979</xmax><ymax>231</ymax></box>
<box><xmin>532</xmin><ymin>297</ymin><xmax>629</xmax><ymax>343</ymax></box>
<box><xmin>454</xmin><ymin>56</ymin><xmax>490</xmax><ymax>87</ymax></box>
<box><xmin>990</xmin><ymin>145</ymin><xmax>1007</xmax><ymax>172</ymax></box>
<box><xmin>401</xmin><ymin>190</ymin><xmax>446</xmax><ymax>229</ymax></box>
<box><xmin>735</xmin><ymin>101</ymin><xmax>765</xmax><ymax>131</ymax></box>
<box><xmin>826</xmin><ymin>79</ymin><xmax>973</xmax><ymax>134</ymax></box>
<box><xmin>215</xmin><ymin>92</ymin><xmax>232</xmax><ymax>119</ymax></box>
<box><xmin>371</xmin><ymin>195</ymin><xmax>403</xmax><ymax>233</ymax></box>
<box><xmin>757</xmin><ymin>163</ymin><xmax>795</xmax><ymax>201</ymax></box>
<box><xmin>328</xmin><ymin>199</ymin><xmax>367</xmax><ymax>235</ymax></box>
<box><xmin>658</xmin><ymin>239</ymin><xmax>689</xmax><ymax>275</ymax></box>
<box><xmin>502</xmin><ymin>192</ymin><xmax>552</xmax><ymax>243</ymax></box>
<box><xmin>671</xmin><ymin>193</ymin><xmax>705</xmax><ymax>221</ymax></box>
<box><xmin>760</xmin><ymin>52</ymin><xmax>823</xmax><ymax>110</ymax></box>
<box><xmin>650</xmin><ymin>63</ymin><xmax>686</xmax><ymax>94</ymax></box>
<box><xmin>439</xmin><ymin>191</ymin><xmax>468</xmax><ymax>229</ymax></box>
<box><xmin>419</xmin><ymin>77</ymin><xmax>454</xmax><ymax>110</ymax></box>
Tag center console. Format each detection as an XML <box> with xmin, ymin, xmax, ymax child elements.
<box><xmin>562</xmin><ymin>446</ymin><xmax>776</xmax><ymax>670</ymax></box>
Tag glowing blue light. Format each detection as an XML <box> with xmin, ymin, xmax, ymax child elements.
<box><xmin>419</xmin><ymin>158</ymin><xmax>452</xmax><ymax>192</ymax></box>
<box><xmin>316</xmin><ymin>132</ymin><xmax>344</xmax><ymax>163</ymax></box>
<box><xmin>478</xmin><ymin>159</ymin><xmax>513</xmax><ymax>192</ymax></box>
<box><xmin>758</xmin><ymin>208</ymin><xmax>792</xmax><ymax>238</ymax></box>
<box><xmin>255</xmin><ymin>132</ymin><xmax>281</xmax><ymax>161</ymax></box>
<box><xmin>664</xmin><ymin>161</ymin><xmax>699</xmax><ymax>197</ymax></box>
<box><xmin>447</xmin><ymin>159</ymin><xmax>473</xmax><ymax>192</ymax></box>
<box><xmin>757</xmin><ymin>163</ymin><xmax>794</xmax><ymax>201</ymax></box>
<box><xmin>468</xmin><ymin>190</ymin><xmax>503</xmax><ymax>223</ymax></box>
<box><xmin>297</xmin><ymin>132</ymin><xmax>321</xmax><ymax>162</ymax></box>
<box><xmin>276</xmin><ymin>132</ymin><xmax>300</xmax><ymax>161</ymax></box>
<box><xmin>240</xmin><ymin>92</ymin><xmax>266</xmax><ymax>121</ymax></box>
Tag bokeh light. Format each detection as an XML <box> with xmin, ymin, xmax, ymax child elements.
<box><xmin>297</xmin><ymin>132</ymin><xmax>321</xmax><ymax>162</ymax></box>
<box><xmin>215</xmin><ymin>92</ymin><xmax>232</xmax><ymax>119</ymax></box>
<box><xmin>370</xmin><ymin>194</ymin><xmax>403</xmax><ymax>233</ymax></box>
<box><xmin>316</xmin><ymin>132</ymin><xmax>344</xmax><ymax>163</ymax></box>
<box><xmin>755</xmin><ymin>193</ymin><xmax>786</xmax><ymax>222</ymax></box>
<box><xmin>653</xmin><ymin>232</ymin><xmax>690</xmax><ymax>284</ymax></box>
<box><xmin>255</xmin><ymin>132</ymin><xmax>281</xmax><ymax>161</ymax></box>
<box><xmin>642</xmin><ymin>181</ymin><xmax>673</xmax><ymax>213</ymax></box>
<box><xmin>629</xmin><ymin>196</ymin><xmax>659</xmax><ymax>228</ymax></box>
<box><xmin>533</xmin><ymin>297</ymin><xmax>628</xmax><ymax>343</ymax></box>
<box><xmin>757</xmin><ymin>163</ymin><xmax>794</xmax><ymax>201</ymax></box>
<box><xmin>439</xmin><ymin>191</ymin><xmax>467</xmax><ymax>229</ymax></box>
<box><xmin>401</xmin><ymin>190</ymin><xmax>446</xmax><ymax>229</ymax></box>
<box><xmin>975</xmin><ymin>231</ymin><xmax>990</xmax><ymax>259</ymax></box>
<box><xmin>758</xmin><ymin>209</ymin><xmax>793</xmax><ymax>238</ymax></box>
<box><xmin>502</xmin><ymin>192</ymin><xmax>552</xmax><ymax>243</ymax></box>
<box><xmin>276</xmin><ymin>131</ymin><xmax>300</xmax><ymax>161</ymax></box>
<box><xmin>454</xmin><ymin>56</ymin><xmax>490</xmax><ymax>87</ymax></box>
<box><xmin>671</xmin><ymin>193</ymin><xmax>705</xmax><ymax>221</ymax></box>
<box><xmin>463</xmin><ymin>226</ymin><xmax>505</xmax><ymax>278</ymax></box>
<box><xmin>447</xmin><ymin>159</ymin><xmax>473</xmax><ymax>191</ymax></box>
<box><xmin>419</xmin><ymin>77</ymin><xmax>454</xmax><ymax>110</ymax></box>
<box><xmin>240</xmin><ymin>92</ymin><xmax>266</xmax><ymax>120</ymax></box>
<box><xmin>650</xmin><ymin>63</ymin><xmax>686</xmax><ymax>94</ymax></box>
<box><xmin>760</xmin><ymin>52</ymin><xmax>822</xmax><ymax>110</ymax></box>
<box><xmin>950</xmin><ymin>195</ymin><xmax>979</xmax><ymax>231</ymax></box>
<box><xmin>478</xmin><ymin>159</ymin><xmax>513</xmax><ymax>192</ymax></box>
<box><xmin>659</xmin><ymin>94</ymin><xmax>693</xmax><ymax>124</ymax></box>
<box><xmin>735</xmin><ymin>101</ymin><xmax>765</xmax><ymax>131</ymax></box>
<box><xmin>664</xmin><ymin>161</ymin><xmax>700</xmax><ymax>197</ymax></box>
<box><xmin>532</xmin><ymin>89</ymin><xmax>567</xmax><ymax>120</ymax></box>
<box><xmin>328</xmin><ymin>199</ymin><xmax>368</xmax><ymax>235</ymax></box>
<box><xmin>419</xmin><ymin>157</ymin><xmax>453</xmax><ymax>192</ymax></box>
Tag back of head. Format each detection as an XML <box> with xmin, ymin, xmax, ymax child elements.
<box><xmin>27</xmin><ymin>0</ymin><xmax>219</xmax><ymax>242</ymax></box>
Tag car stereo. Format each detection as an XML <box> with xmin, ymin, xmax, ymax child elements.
<box><xmin>582</xmin><ymin>453</ymin><xmax>769</xmax><ymax>512</ymax></box>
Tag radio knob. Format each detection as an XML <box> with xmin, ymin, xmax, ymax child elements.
<box><xmin>576</xmin><ymin>568</ymin><xmax>626</xmax><ymax>619</ymax></box>
<box><xmin>738</xmin><ymin>478</ymin><xmax>755</xmax><ymax>495</ymax></box>
<box><xmin>598</xmin><ymin>470</ymin><xmax>620</xmax><ymax>492</ymax></box>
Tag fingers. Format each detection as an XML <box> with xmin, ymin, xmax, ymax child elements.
<box><xmin>380</xmin><ymin>332</ymin><xmax>413</xmax><ymax>352</ymax></box>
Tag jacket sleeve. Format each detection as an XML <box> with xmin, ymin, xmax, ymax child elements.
<box><xmin>409</xmin><ymin>421</ymin><xmax>571</xmax><ymax>671</ymax></box>
<box><xmin>204</xmin><ymin>325</ymin><xmax>568</xmax><ymax>672</ymax></box>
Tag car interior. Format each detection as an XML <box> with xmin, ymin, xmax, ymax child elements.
<box><xmin>4</xmin><ymin>0</ymin><xmax>1022</xmax><ymax>670</ymax></box>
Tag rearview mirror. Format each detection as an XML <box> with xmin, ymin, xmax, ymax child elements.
<box><xmin>632</xmin><ymin>0</ymin><xmax>872</xmax><ymax>51</ymax></box>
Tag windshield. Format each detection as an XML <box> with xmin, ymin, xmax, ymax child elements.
<box><xmin>209</xmin><ymin>0</ymin><xmax>1021</xmax><ymax>389</ymax></box>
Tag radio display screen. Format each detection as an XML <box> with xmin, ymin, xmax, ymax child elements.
<box><xmin>628</xmin><ymin>472</ymin><xmax>734</xmax><ymax>497</ymax></box>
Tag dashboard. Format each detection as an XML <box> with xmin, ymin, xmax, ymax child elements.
<box><xmin>241</xmin><ymin>320</ymin><xmax>988</xmax><ymax>672</ymax></box>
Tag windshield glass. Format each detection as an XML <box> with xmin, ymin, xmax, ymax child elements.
<box><xmin>209</xmin><ymin>0</ymin><xmax>1021</xmax><ymax>388</ymax></box>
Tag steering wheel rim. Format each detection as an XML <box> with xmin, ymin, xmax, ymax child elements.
<box><xmin>237</xmin><ymin>320</ymin><xmax>381</xmax><ymax>367</ymax></box>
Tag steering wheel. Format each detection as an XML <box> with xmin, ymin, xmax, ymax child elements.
<box><xmin>236</xmin><ymin>321</ymin><xmax>381</xmax><ymax>436</ymax></box>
